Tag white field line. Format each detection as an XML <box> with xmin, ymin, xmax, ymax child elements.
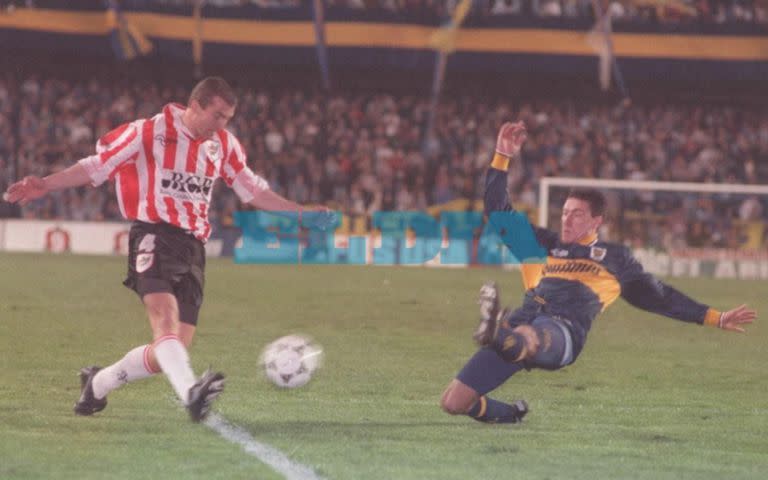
<box><xmin>204</xmin><ymin>412</ymin><xmax>325</xmax><ymax>480</ymax></box>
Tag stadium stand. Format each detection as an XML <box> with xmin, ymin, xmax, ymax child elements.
<box><xmin>117</xmin><ymin>0</ymin><xmax>768</xmax><ymax>25</ymax></box>
<box><xmin>1</xmin><ymin>72</ymin><xmax>766</xmax><ymax>250</ymax></box>
<box><xmin>1</xmin><ymin>1</ymin><xmax>766</xmax><ymax>252</ymax></box>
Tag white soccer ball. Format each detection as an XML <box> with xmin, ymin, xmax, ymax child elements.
<box><xmin>260</xmin><ymin>334</ymin><xmax>323</xmax><ymax>388</ymax></box>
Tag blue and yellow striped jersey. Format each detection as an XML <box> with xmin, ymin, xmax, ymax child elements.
<box><xmin>485</xmin><ymin>156</ymin><xmax>720</xmax><ymax>358</ymax></box>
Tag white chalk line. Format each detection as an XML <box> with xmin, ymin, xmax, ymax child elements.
<box><xmin>204</xmin><ymin>412</ymin><xmax>325</xmax><ymax>480</ymax></box>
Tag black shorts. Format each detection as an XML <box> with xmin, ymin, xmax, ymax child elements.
<box><xmin>123</xmin><ymin>221</ymin><xmax>206</xmax><ymax>326</ymax></box>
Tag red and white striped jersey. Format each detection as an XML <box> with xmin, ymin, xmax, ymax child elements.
<box><xmin>78</xmin><ymin>103</ymin><xmax>269</xmax><ymax>242</ymax></box>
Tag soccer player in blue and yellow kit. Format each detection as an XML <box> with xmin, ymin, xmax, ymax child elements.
<box><xmin>440</xmin><ymin>121</ymin><xmax>757</xmax><ymax>424</ymax></box>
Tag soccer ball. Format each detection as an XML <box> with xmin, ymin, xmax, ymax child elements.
<box><xmin>260</xmin><ymin>334</ymin><xmax>323</xmax><ymax>388</ymax></box>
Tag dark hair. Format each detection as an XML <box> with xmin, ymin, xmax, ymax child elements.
<box><xmin>567</xmin><ymin>188</ymin><xmax>606</xmax><ymax>217</ymax></box>
<box><xmin>188</xmin><ymin>76</ymin><xmax>237</xmax><ymax>109</ymax></box>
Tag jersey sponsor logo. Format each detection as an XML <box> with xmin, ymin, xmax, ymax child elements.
<box><xmin>136</xmin><ymin>253</ymin><xmax>154</xmax><ymax>273</ymax></box>
<box><xmin>160</xmin><ymin>171</ymin><xmax>214</xmax><ymax>201</ymax></box>
<box><xmin>551</xmin><ymin>248</ymin><xmax>569</xmax><ymax>258</ymax></box>
<box><xmin>590</xmin><ymin>247</ymin><xmax>607</xmax><ymax>261</ymax></box>
<box><xmin>542</xmin><ymin>261</ymin><xmax>602</xmax><ymax>276</ymax></box>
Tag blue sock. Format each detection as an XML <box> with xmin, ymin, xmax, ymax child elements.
<box><xmin>456</xmin><ymin>348</ymin><xmax>523</xmax><ymax>395</ymax></box>
<box><xmin>467</xmin><ymin>396</ymin><xmax>523</xmax><ymax>424</ymax></box>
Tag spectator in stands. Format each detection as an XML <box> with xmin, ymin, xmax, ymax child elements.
<box><xmin>3</xmin><ymin>73</ymin><xmax>767</xmax><ymax>252</ymax></box>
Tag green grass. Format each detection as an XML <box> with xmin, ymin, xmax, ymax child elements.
<box><xmin>0</xmin><ymin>252</ymin><xmax>766</xmax><ymax>479</ymax></box>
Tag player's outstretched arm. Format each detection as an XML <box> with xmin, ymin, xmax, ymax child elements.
<box><xmin>717</xmin><ymin>304</ymin><xmax>757</xmax><ymax>333</ymax></box>
<box><xmin>620</xmin><ymin>255</ymin><xmax>757</xmax><ymax>334</ymax></box>
<box><xmin>3</xmin><ymin>163</ymin><xmax>92</xmax><ymax>205</ymax></box>
<box><xmin>248</xmin><ymin>189</ymin><xmax>336</xmax><ymax>231</ymax></box>
<box><xmin>249</xmin><ymin>189</ymin><xmax>325</xmax><ymax>215</ymax></box>
<box><xmin>484</xmin><ymin>122</ymin><xmax>527</xmax><ymax>214</ymax></box>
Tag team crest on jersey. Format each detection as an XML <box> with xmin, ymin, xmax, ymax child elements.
<box><xmin>590</xmin><ymin>247</ymin><xmax>607</xmax><ymax>261</ymax></box>
<box><xmin>551</xmin><ymin>248</ymin><xmax>569</xmax><ymax>258</ymax></box>
<box><xmin>203</xmin><ymin>140</ymin><xmax>223</xmax><ymax>163</ymax></box>
<box><xmin>136</xmin><ymin>253</ymin><xmax>154</xmax><ymax>273</ymax></box>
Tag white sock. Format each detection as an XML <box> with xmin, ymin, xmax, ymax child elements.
<box><xmin>92</xmin><ymin>344</ymin><xmax>157</xmax><ymax>399</ymax></box>
<box><xmin>152</xmin><ymin>335</ymin><xmax>197</xmax><ymax>404</ymax></box>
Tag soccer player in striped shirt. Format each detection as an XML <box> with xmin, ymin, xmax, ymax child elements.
<box><xmin>3</xmin><ymin>77</ymin><xmax>332</xmax><ymax>422</ymax></box>
<box><xmin>440</xmin><ymin>121</ymin><xmax>757</xmax><ymax>424</ymax></box>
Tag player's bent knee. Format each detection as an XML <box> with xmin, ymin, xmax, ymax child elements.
<box><xmin>441</xmin><ymin>394</ymin><xmax>470</xmax><ymax>416</ymax></box>
<box><xmin>440</xmin><ymin>380</ymin><xmax>479</xmax><ymax>415</ymax></box>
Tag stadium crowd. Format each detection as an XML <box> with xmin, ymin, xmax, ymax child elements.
<box><xmin>108</xmin><ymin>0</ymin><xmax>768</xmax><ymax>25</ymax></box>
<box><xmin>6</xmin><ymin>1</ymin><xmax>760</xmax><ymax>26</ymax></box>
<box><xmin>1</xmin><ymin>73</ymin><xmax>766</xmax><ymax>250</ymax></box>
<box><xmin>327</xmin><ymin>0</ymin><xmax>768</xmax><ymax>25</ymax></box>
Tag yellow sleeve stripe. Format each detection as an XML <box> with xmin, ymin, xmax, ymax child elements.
<box><xmin>490</xmin><ymin>152</ymin><xmax>510</xmax><ymax>171</ymax></box>
<box><xmin>703</xmin><ymin>308</ymin><xmax>722</xmax><ymax>327</ymax></box>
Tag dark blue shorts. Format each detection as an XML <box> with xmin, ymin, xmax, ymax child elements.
<box><xmin>456</xmin><ymin>314</ymin><xmax>574</xmax><ymax>394</ymax></box>
<box><xmin>528</xmin><ymin>315</ymin><xmax>574</xmax><ymax>370</ymax></box>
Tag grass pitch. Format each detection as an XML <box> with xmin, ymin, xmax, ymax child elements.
<box><xmin>1</xmin><ymin>252</ymin><xmax>766</xmax><ymax>479</ymax></box>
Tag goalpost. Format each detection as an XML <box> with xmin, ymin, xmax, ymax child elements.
<box><xmin>538</xmin><ymin>177</ymin><xmax>768</xmax><ymax>228</ymax></box>
<box><xmin>537</xmin><ymin>177</ymin><xmax>768</xmax><ymax>279</ymax></box>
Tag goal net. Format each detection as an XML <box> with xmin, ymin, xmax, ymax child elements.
<box><xmin>536</xmin><ymin>177</ymin><xmax>768</xmax><ymax>280</ymax></box>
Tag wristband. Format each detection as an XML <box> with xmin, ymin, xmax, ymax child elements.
<box><xmin>491</xmin><ymin>152</ymin><xmax>511</xmax><ymax>171</ymax></box>
<box><xmin>703</xmin><ymin>308</ymin><xmax>722</xmax><ymax>327</ymax></box>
